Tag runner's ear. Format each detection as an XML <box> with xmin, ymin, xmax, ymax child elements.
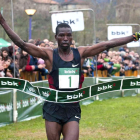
<box><xmin>55</xmin><ymin>34</ymin><xmax>57</xmax><ymax>40</ymax></box>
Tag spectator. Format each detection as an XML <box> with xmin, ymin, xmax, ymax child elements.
<box><xmin>71</xmin><ymin>40</ymin><xmax>76</xmax><ymax>48</ymax></box>
<box><xmin>28</xmin><ymin>39</ymin><xmax>36</xmax><ymax>45</ymax></box>
<box><xmin>45</xmin><ymin>43</ymin><xmax>50</xmax><ymax>47</ymax></box>
<box><xmin>38</xmin><ymin>41</ymin><xmax>46</xmax><ymax>48</ymax></box>
<box><xmin>37</xmin><ymin>58</ymin><xmax>49</xmax><ymax>76</ymax></box>
<box><xmin>18</xmin><ymin>50</ymin><xmax>29</xmax><ymax>71</ymax></box>
<box><xmin>1</xmin><ymin>47</ymin><xmax>9</xmax><ymax>61</ymax></box>
<box><xmin>35</xmin><ymin>39</ymin><xmax>41</xmax><ymax>47</ymax></box>
<box><xmin>8</xmin><ymin>45</ymin><xmax>19</xmax><ymax>78</ymax></box>
<box><xmin>49</xmin><ymin>41</ymin><xmax>55</xmax><ymax>49</ymax></box>
<box><xmin>0</xmin><ymin>56</ymin><xmax>13</xmax><ymax>77</ymax></box>
<box><xmin>82</xmin><ymin>57</ymin><xmax>94</xmax><ymax>77</ymax></box>
<box><xmin>9</xmin><ymin>55</ymin><xmax>19</xmax><ymax>78</ymax></box>
<box><xmin>0</xmin><ymin>59</ymin><xmax>4</xmax><ymax>77</ymax></box>
<box><xmin>43</xmin><ymin>39</ymin><xmax>49</xmax><ymax>45</ymax></box>
<box><xmin>19</xmin><ymin>49</ymin><xmax>48</xmax><ymax>80</ymax></box>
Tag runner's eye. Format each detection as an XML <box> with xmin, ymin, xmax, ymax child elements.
<box><xmin>67</xmin><ymin>34</ymin><xmax>72</xmax><ymax>37</ymax></box>
<box><xmin>59</xmin><ymin>34</ymin><xmax>64</xmax><ymax>37</ymax></box>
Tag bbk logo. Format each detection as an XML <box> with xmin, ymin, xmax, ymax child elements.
<box><xmin>29</xmin><ymin>87</ymin><xmax>36</xmax><ymax>93</ymax></box>
<box><xmin>130</xmin><ymin>81</ymin><xmax>140</xmax><ymax>86</ymax></box>
<box><xmin>30</xmin><ymin>97</ymin><xmax>37</xmax><ymax>105</ymax></box>
<box><xmin>1</xmin><ymin>81</ymin><xmax>19</xmax><ymax>86</ymax></box>
<box><xmin>6</xmin><ymin>103</ymin><xmax>13</xmax><ymax>111</ymax></box>
<box><xmin>0</xmin><ymin>104</ymin><xmax>6</xmax><ymax>113</ymax></box>
<box><xmin>64</xmin><ymin>70</ymin><xmax>75</xmax><ymax>74</ymax></box>
<box><xmin>42</xmin><ymin>91</ymin><xmax>50</xmax><ymax>98</ymax></box>
<box><xmin>22</xmin><ymin>100</ymin><xmax>29</xmax><ymax>107</ymax></box>
<box><xmin>57</xmin><ymin>20</ymin><xmax>75</xmax><ymax>25</ymax></box>
<box><xmin>111</xmin><ymin>31</ymin><xmax>126</xmax><ymax>36</ymax></box>
<box><xmin>17</xmin><ymin>101</ymin><xmax>21</xmax><ymax>109</ymax></box>
<box><xmin>97</xmin><ymin>83</ymin><xmax>116</xmax><ymax>91</ymax></box>
<box><xmin>67</xmin><ymin>93</ymin><xmax>83</xmax><ymax>100</ymax></box>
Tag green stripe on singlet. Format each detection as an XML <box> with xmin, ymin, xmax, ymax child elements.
<box><xmin>59</xmin><ymin>68</ymin><xmax>79</xmax><ymax>75</ymax></box>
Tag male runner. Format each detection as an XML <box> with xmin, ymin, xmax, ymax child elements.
<box><xmin>0</xmin><ymin>12</ymin><xmax>140</xmax><ymax>140</ymax></box>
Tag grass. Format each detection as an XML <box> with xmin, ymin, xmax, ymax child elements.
<box><xmin>0</xmin><ymin>95</ymin><xmax>140</xmax><ymax>140</ymax></box>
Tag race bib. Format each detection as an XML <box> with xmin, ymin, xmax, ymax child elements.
<box><xmin>59</xmin><ymin>68</ymin><xmax>79</xmax><ymax>89</ymax></box>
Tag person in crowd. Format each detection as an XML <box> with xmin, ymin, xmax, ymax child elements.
<box><xmin>28</xmin><ymin>39</ymin><xmax>36</xmax><ymax>44</ymax></box>
<box><xmin>1</xmin><ymin>47</ymin><xmax>9</xmax><ymax>61</ymax></box>
<box><xmin>0</xmin><ymin>58</ymin><xmax>4</xmax><ymax>77</ymax></box>
<box><xmin>45</xmin><ymin>43</ymin><xmax>50</xmax><ymax>47</ymax></box>
<box><xmin>43</xmin><ymin>38</ymin><xmax>49</xmax><ymax>45</ymax></box>
<box><xmin>107</xmin><ymin>58</ymin><xmax>121</xmax><ymax>76</ymax></box>
<box><xmin>14</xmin><ymin>44</ymin><xmax>20</xmax><ymax>55</ymax></box>
<box><xmin>1</xmin><ymin>11</ymin><xmax>140</xmax><ymax>139</ymax></box>
<box><xmin>35</xmin><ymin>40</ymin><xmax>49</xmax><ymax>76</ymax></box>
<box><xmin>35</xmin><ymin>39</ymin><xmax>41</xmax><ymax>47</ymax></box>
<box><xmin>37</xmin><ymin>57</ymin><xmax>49</xmax><ymax>76</ymax></box>
<box><xmin>8</xmin><ymin>45</ymin><xmax>19</xmax><ymax>78</ymax></box>
<box><xmin>0</xmin><ymin>56</ymin><xmax>13</xmax><ymax>77</ymax></box>
<box><xmin>10</xmin><ymin>55</ymin><xmax>19</xmax><ymax>78</ymax></box>
<box><xmin>18</xmin><ymin>50</ymin><xmax>30</xmax><ymax>71</ymax></box>
<box><xmin>8</xmin><ymin>45</ymin><xmax>15</xmax><ymax>58</ymax></box>
<box><xmin>19</xmin><ymin>49</ymin><xmax>48</xmax><ymax>79</ymax></box>
<box><xmin>71</xmin><ymin>40</ymin><xmax>76</xmax><ymax>48</ymax></box>
<box><xmin>49</xmin><ymin>41</ymin><xmax>55</xmax><ymax>49</ymax></box>
<box><xmin>119</xmin><ymin>62</ymin><xmax>125</xmax><ymax>76</ymax></box>
<box><xmin>95</xmin><ymin>51</ymin><xmax>110</xmax><ymax>71</ymax></box>
<box><xmin>82</xmin><ymin>57</ymin><xmax>94</xmax><ymax>77</ymax></box>
<box><xmin>38</xmin><ymin>41</ymin><xmax>46</xmax><ymax>48</ymax></box>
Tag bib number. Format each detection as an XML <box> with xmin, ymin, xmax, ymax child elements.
<box><xmin>59</xmin><ymin>68</ymin><xmax>79</xmax><ymax>89</ymax></box>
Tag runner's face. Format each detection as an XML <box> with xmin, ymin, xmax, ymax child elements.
<box><xmin>55</xmin><ymin>27</ymin><xmax>72</xmax><ymax>50</ymax></box>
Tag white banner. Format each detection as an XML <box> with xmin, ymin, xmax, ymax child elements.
<box><xmin>108</xmin><ymin>26</ymin><xmax>132</xmax><ymax>40</ymax></box>
<box><xmin>127</xmin><ymin>41</ymin><xmax>140</xmax><ymax>47</ymax></box>
<box><xmin>51</xmin><ymin>12</ymin><xmax>84</xmax><ymax>33</ymax></box>
<box><xmin>108</xmin><ymin>26</ymin><xmax>140</xmax><ymax>47</ymax></box>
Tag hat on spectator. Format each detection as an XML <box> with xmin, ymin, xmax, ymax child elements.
<box><xmin>102</xmin><ymin>50</ymin><xmax>108</xmax><ymax>55</ymax></box>
<box><xmin>120</xmin><ymin>51</ymin><xmax>126</xmax><ymax>57</ymax></box>
<box><xmin>119</xmin><ymin>47</ymin><xmax>125</xmax><ymax>52</ymax></box>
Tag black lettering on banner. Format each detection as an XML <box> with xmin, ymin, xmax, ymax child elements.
<box><xmin>111</xmin><ymin>31</ymin><xmax>126</xmax><ymax>35</ymax></box>
<box><xmin>63</xmin><ymin>20</ymin><xmax>69</xmax><ymax>24</ymax></box>
<box><xmin>57</xmin><ymin>21</ymin><xmax>62</xmax><ymax>25</ymax></box>
<box><xmin>57</xmin><ymin>20</ymin><xmax>75</xmax><ymax>25</ymax></box>
<box><xmin>116</xmin><ymin>31</ymin><xmax>120</xmax><ymax>35</ymax></box>
<box><xmin>112</xmin><ymin>31</ymin><xmax>115</xmax><ymax>35</ymax></box>
<box><xmin>70</xmin><ymin>20</ymin><xmax>75</xmax><ymax>24</ymax></box>
<box><xmin>121</xmin><ymin>31</ymin><xmax>125</xmax><ymax>35</ymax></box>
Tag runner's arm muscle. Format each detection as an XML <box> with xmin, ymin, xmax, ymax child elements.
<box><xmin>0</xmin><ymin>13</ymin><xmax>48</xmax><ymax>59</ymax></box>
<box><xmin>78</xmin><ymin>35</ymin><xmax>134</xmax><ymax>58</ymax></box>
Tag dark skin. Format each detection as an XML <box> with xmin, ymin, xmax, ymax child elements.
<box><xmin>0</xmin><ymin>13</ymin><xmax>134</xmax><ymax>140</ymax></box>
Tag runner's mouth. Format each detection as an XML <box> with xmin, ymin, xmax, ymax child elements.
<box><xmin>62</xmin><ymin>43</ymin><xmax>69</xmax><ymax>46</ymax></box>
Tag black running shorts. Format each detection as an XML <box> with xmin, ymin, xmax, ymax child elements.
<box><xmin>43</xmin><ymin>101</ymin><xmax>81</xmax><ymax>126</ymax></box>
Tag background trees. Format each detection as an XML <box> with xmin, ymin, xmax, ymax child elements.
<box><xmin>0</xmin><ymin>0</ymin><xmax>140</xmax><ymax>50</ymax></box>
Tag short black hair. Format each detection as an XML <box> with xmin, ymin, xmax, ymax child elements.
<box><xmin>7</xmin><ymin>56</ymin><xmax>12</xmax><ymax>62</ymax></box>
<box><xmin>38</xmin><ymin>41</ymin><xmax>45</xmax><ymax>45</ymax></box>
<box><xmin>55</xmin><ymin>23</ymin><xmax>72</xmax><ymax>35</ymax></box>
<box><xmin>1</xmin><ymin>47</ymin><xmax>9</xmax><ymax>53</ymax></box>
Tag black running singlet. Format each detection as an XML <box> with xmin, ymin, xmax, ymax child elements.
<box><xmin>48</xmin><ymin>48</ymin><xmax>84</xmax><ymax>91</ymax></box>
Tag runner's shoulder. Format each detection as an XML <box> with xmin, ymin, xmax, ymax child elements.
<box><xmin>41</xmin><ymin>47</ymin><xmax>53</xmax><ymax>53</ymax></box>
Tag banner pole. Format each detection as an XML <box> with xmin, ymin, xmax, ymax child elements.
<box><xmin>13</xmin><ymin>89</ymin><xmax>17</xmax><ymax>123</ymax></box>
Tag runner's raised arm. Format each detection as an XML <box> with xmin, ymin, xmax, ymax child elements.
<box><xmin>78</xmin><ymin>35</ymin><xmax>135</xmax><ymax>59</ymax></box>
<box><xmin>0</xmin><ymin>12</ymin><xmax>52</xmax><ymax>60</ymax></box>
